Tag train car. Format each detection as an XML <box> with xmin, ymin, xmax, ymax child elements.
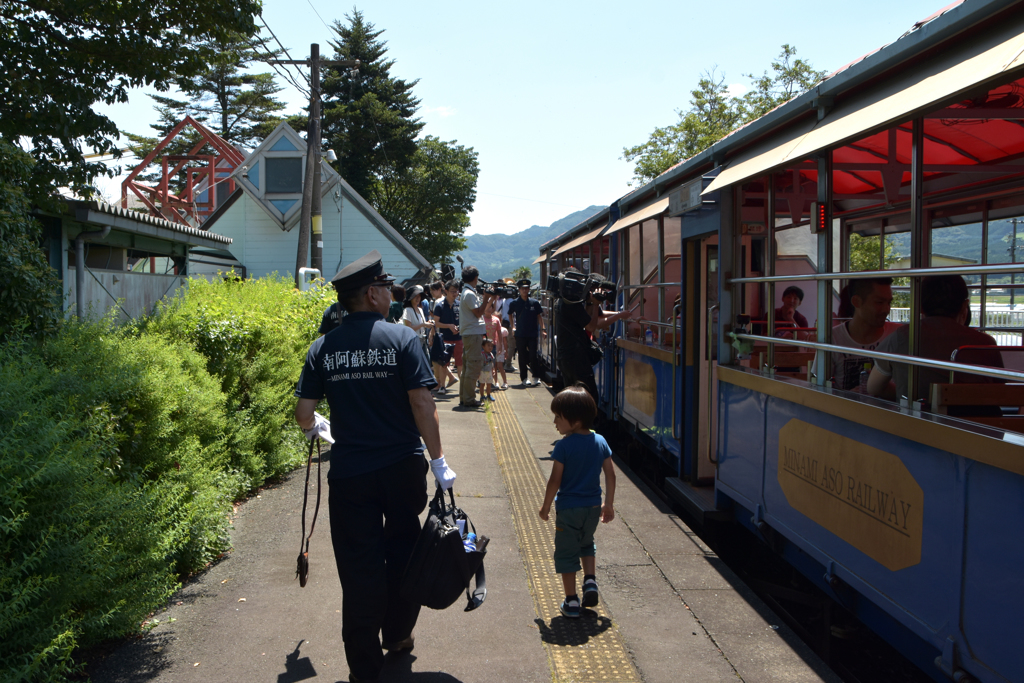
<box><xmin>536</xmin><ymin>2</ymin><xmax>1024</xmax><ymax>681</ymax></box>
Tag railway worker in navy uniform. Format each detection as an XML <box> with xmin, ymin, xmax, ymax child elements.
<box><xmin>508</xmin><ymin>279</ymin><xmax>544</xmax><ymax>386</ymax></box>
<box><xmin>556</xmin><ymin>276</ymin><xmax>634</xmax><ymax>404</ymax></box>
<box><xmin>293</xmin><ymin>249</ymin><xmax>457</xmax><ymax>683</ymax></box>
<box><xmin>319</xmin><ymin>300</ymin><xmax>346</xmax><ymax>336</ymax></box>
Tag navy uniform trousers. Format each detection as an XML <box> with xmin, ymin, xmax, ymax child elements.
<box><xmin>329</xmin><ymin>453</ymin><xmax>428</xmax><ymax>680</ymax></box>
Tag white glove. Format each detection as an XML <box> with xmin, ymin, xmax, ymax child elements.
<box><xmin>430</xmin><ymin>455</ymin><xmax>456</xmax><ymax>490</ymax></box>
<box><xmin>303</xmin><ymin>411</ymin><xmax>335</xmax><ymax>444</ymax></box>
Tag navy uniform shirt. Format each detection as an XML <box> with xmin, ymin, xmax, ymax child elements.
<box><xmin>295</xmin><ymin>311</ymin><xmax>437</xmax><ymax>478</ymax></box>
<box><xmin>508</xmin><ymin>297</ymin><xmax>543</xmax><ymax>338</ymax></box>
<box><xmin>318</xmin><ymin>302</ymin><xmax>345</xmax><ymax>335</ymax></box>
<box><xmin>434</xmin><ymin>299</ymin><xmax>461</xmax><ymax>342</ymax></box>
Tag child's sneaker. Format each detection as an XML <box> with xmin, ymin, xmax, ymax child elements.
<box><xmin>559</xmin><ymin>596</ymin><xmax>581</xmax><ymax>618</ymax></box>
<box><xmin>582</xmin><ymin>577</ymin><xmax>599</xmax><ymax>607</ymax></box>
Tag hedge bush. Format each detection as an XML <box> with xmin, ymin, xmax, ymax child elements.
<box><xmin>0</xmin><ymin>276</ymin><xmax>336</xmax><ymax>683</ymax></box>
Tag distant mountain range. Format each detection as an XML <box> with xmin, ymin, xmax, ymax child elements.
<box><xmin>453</xmin><ymin>205</ymin><xmax>607</xmax><ymax>283</ymax></box>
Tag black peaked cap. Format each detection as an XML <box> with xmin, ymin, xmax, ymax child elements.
<box><xmin>330</xmin><ymin>249</ymin><xmax>396</xmax><ymax>292</ymax></box>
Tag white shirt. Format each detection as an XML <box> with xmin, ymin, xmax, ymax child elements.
<box><xmin>828</xmin><ymin>321</ymin><xmax>900</xmax><ymax>390</ymax></box>
<box><xmin>459</xmin><ymin>285</ymin><xmax>486</xmax><ymax>336</ymax></box>
<box><xmin>402</xmin><ymin>305</ymin><xmax>427</xmax><ymax>338</ymax></box>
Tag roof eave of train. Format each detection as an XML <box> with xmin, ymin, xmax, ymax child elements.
<box><xmin>615</xmin><ymin>0</ymin><xmax>1022</xmax><ymax>210</ymax></box>
<box><xmin>538</xmin><ymin>207</ymin><xmax>612</xmax><ymax>252</ymax></box>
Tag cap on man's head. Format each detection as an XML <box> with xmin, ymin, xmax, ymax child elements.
<box><xmin>517</xmin><ymin>279</ymin><xmax>531</xmax><ymax>288</ymax></box>
<box><xmin>331</xmin><ymin>250</ymin><xmax>395</xmax><ymax>292</ymax></box>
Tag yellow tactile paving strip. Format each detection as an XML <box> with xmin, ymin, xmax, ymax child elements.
<box><xmin>487</xmin><ymin>392</ymin><xmax>641</xmax><ymax>683</ymax></box>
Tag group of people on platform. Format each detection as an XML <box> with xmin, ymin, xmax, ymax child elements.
<box><xmin>295</xmin><ymin>252</ymin><xmax>618</xmax><ymax>682</ymax></box>
<box><xmin>316</xmin><ymin>262</ymin><xmax>550</xmax><ymax>408</ymax></box>
<box><xmin>769</xmin><ymin>275</ymin><xmax>1001</xmax><ymax>414</ymax></box>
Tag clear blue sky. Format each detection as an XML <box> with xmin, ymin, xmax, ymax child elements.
<box><xmin>95</xmin><ymin>0</ymin><xmax>952</xmax><ymax>236</ymax></box>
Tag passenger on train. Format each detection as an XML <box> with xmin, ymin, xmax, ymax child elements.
<box><xmin>826</xmin><ymin>277</ymin><xmax>899</xmax><ymax>391</ymax></box>
<box><xmin>774</xmin><ymin>286</ymin><xmax>809</xmax><ymax>340</ymax></box>
<box><xmin>867</xmin><ymin>275</ymin><xmax>1002</xmax><ymax>415</ymax></box>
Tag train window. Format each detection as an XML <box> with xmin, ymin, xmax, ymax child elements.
<box><xmin>662</xmin><ymin>217</ymin><xmax>682</xmax><ymax>339</ymax></box>
<box><xmin>628</xmin><ymin>224</ymin><xmax>641</xmax><ymax>287</ymax></box>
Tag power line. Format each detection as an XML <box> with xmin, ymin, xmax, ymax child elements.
<box><xmin>305</xmin><ymin>0</ymin><xmax>332</xmax><ymax>31</ymax></box>
<box><xmin>257</xmin><ymin>15</ymin><xmax>312</xmax><ymax>94</ymax></box>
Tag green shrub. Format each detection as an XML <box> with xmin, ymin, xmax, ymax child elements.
<box><xmin>147</xmin><ymin>275</ymin><xmax>334</xmax><ymax>485</ymax></box>
<box><xmin>0</xmin><ymin>275</ymin><xmax>334</xmax><ymax>682</ymax></box>
<box><xmin>0</xmin><ymin>341</ymin><xmax>182</xmax><ymax>682</ymax></box>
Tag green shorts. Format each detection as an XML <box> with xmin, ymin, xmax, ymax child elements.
<box><xmin>553</xmin><ymin>506</ymin><xmax>601</xmax><ymax>574</ymax></box>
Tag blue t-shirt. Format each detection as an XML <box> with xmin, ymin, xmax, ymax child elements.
<box><xmin>552</xmin><ymin>432</ymin><xmax>611</xmax><ymax>510</ymax></box>
<box><xmin>295</xmin><ymin>311</ymin><xmax>437</xmax><ymax>479</ymax></box>
<box><xmin>433</xmin><ymin>299</ymin><xmax>461</xmax><ymax>342</ymax></box>
<box><xmin>508</xmin><ymin>297</ymin><xmax>543</xmax><ymax>338</ymax></box>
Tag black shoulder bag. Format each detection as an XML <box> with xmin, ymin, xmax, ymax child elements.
<box><xmin>400</xmin><ymin>485</ymin><xmax>487</xmax><ymax>611</ymax></box>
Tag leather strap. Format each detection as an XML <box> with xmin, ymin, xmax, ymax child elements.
<box><xmin>296</xmin><ymin>437</ymin><xmax>322</xmax><ymax>587</ymax></box>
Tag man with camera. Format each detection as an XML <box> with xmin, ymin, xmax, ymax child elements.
<box><xmin>556</xmin><ymin>272</ymin><xmax>633</xmax><ymax>403</ymax></box>
<box><xmin>293</xmin><ymin>250</ymin><xmax>457</xmax><ymax>683</ymax></box>
<box><xmin>508</xmin><ymin>279</ymin><xmax>544</xmax><ymax>386</ymax></box>
<box><xmin>458</xmin><ymin>265</ymin><xmax>494</xmax><ymax>408</ymax></box>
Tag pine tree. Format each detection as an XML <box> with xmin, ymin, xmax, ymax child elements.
<box><xmin>319</xmin><ymin>9</ymin><xmax>424</xmax><ymax>201</ymax></box>
<box><xmin>126</xmin><ymin>30</ymin><xmax>285</xmax><ymax>186</ymax></box>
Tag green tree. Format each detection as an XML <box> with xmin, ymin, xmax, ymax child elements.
<box><xmin>0</xmin><ymin>139</ymin><xmax>63</xmax><ymax>338</ymax></box>
<box><xmin>510</xmin><ymin>266</ymin><xmax>534</xmax><ymax>282</ymax></box>
<box><xmin>734</xmin><ymin>45</ymin><xmax>827</xmax><ymax>124</ymax></box>
<box><xmin>623</xmin><ymin>70</ymin><xmax>738</xmax><ymax>186</ymax></box>
<box><xmin>374</xmin><ymin>137</ymin><xmax>479</xmax><ymax>265</ymax></box>
<box><xmin>1</xmin><ymin>0</ymin><xmax>261</xmax><ymax>204</ymax></box>
<box><xmin>623</xmin><ymin>46</ymin><xmax>825</xmax><ymax>186</ymax></box>
<box><xmin>128</xmin><ymin>31</ymin><xmax>286</xmax><ymax>154</ymax></box>
<box><xmin>125</xmin><ymin>31</ymin><xmax>286</xmax><ymax>189</ymax></box>
<box><xmin>319</xmin><ymin>8</ymin><xmax>424</xmax><ymax>202</ymax></box>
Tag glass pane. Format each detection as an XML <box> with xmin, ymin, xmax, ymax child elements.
<box><xmin>986</xmin><ymin>214</ymin><xmax>1024</xmax><ymax>265</ymax></box>
<box><xmin>642</xmin><ymin>219</ymin><xmax>658</xmax><ymax>283</ymax></box>
<box><xmin>628</xmin><ymin>224</ymin><xmax>641</xmax><ymax>286</ymax></box>
<box><xmin>269</xmin><ymin>136</ymin><xmax>298</xmax><ymax>152</ymax></box>
<box><xmin>930</xmin><ymin>219</ymin><xmax>982</xmax><ymax>287</ymax></box>
<box><xmin>663</xmin><ymin>217</ymin><xmax>681</xmax><ymax>257</ymax></box>
<box><xmin>265</xmin><ymin>157</ymin><xmax>303</xmax><ymax>193</ymax></box>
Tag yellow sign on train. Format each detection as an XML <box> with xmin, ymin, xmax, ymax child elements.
<box><xmin>777</xmin><ymin>419</ymin><xmax>923</xmax><ymax>571</ymax></box>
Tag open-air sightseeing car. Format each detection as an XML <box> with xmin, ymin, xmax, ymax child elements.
<box><xmin>534</xmin><ymin>2</ymin><xmax>1024</xmax><ymax>680</ymax></box>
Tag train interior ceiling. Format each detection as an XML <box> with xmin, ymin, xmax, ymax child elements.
<box><xmin>730</xmin><ymin>74</ymin><xmax>1024</xmax><ymax>418</ymax></box>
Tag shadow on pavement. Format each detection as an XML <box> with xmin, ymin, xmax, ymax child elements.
<box><xmin>83</xmin><ymin>632</ymin><xmax>173</xmax><ymax>683</ymax></box>
<box><xmin>277</xmin><ymin>640</ymin><xmax>318</xmax><ymax>682</ymax></box>
<box><xmin>359</xmin><ymin>651</ymin><xmax>463</xmax><ymax>682</ymax></box>
<box><xmin>534</xmin><ymin>614</ymin><xmax>613</xmax><ymax>646</ymax></box>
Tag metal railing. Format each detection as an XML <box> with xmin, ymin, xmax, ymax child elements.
<box><xmin>728</xmin><ymin>263</ymin><xmax>1024</xmax><ymax>285</ymax></box>
<box><xmin>890</xmin><ymin>308</ymin><xmax>1024</xmax><ymax>327</ymax></box>
<box><xmin>733</xmin><ymin>332</ymin><xmax>1024</xmax><ymax>384</ymax></box>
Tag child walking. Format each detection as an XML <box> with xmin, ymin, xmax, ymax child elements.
<box><xmin>538</xmin><ymin>385</ymin><xmax>616</xmax><ymax>618</ymax></box>
<box><xmin>479</xmin><ymin>337</ymin><xmax>496</xmax><ymax>402</ymax></box>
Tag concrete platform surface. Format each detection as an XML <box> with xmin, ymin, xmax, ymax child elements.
<box><xmin>88</xmin><ymin>382</ymin><xmax>839</xmax><ymax>683</ymax></box>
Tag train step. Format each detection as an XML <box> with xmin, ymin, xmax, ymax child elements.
<box><xmin>664</xmin><ymin>478</ymin><xmax>729</xmax><ymax>524</ymax></box>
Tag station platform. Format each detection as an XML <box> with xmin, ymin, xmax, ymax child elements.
<box><xmin>89</xmin><ymin>382</ymin><xmax>840</xmax><ymax>683</ymax></box>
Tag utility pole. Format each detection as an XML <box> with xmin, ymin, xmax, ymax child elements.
<box><xmin>271</xmin><ymin>46</ymin><xmax>359</xmax><ymax>287</ymax></box>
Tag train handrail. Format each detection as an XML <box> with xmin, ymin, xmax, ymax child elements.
<box><xmin>672</xmin><ymin>303</ymin><xmax>680</xmax><ymax>440</ymax></box>
<box><xmin>727</xmin><ymin>263</ymin><xmax>1024</xmax><ymax>285</ymax></box>
<box><xmin>707</xmin><ymin>304</ymin><xmax>719</xmax><ymax>466</ymax></box>
<box><xmin>733</xmin><ymin>332</ymin><xmax>1024</xmax><ymax>384</ymax></box>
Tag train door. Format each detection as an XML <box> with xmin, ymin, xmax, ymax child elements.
<box><xmin>692</xmin><ymin>235</ymin><xmax>719</xmax><ymax>483</ymax></box>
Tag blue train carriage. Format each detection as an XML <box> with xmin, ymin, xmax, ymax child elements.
<box><xmin>703</xmin><ymin>5</ymin><xmax>1024</xmax><ymax>681</ymax></box>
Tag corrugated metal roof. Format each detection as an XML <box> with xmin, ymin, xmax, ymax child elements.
<box><xmin>83</xmin><ymin>200</ymin><xmax>233</xmax><ymax>244</ymax></box>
